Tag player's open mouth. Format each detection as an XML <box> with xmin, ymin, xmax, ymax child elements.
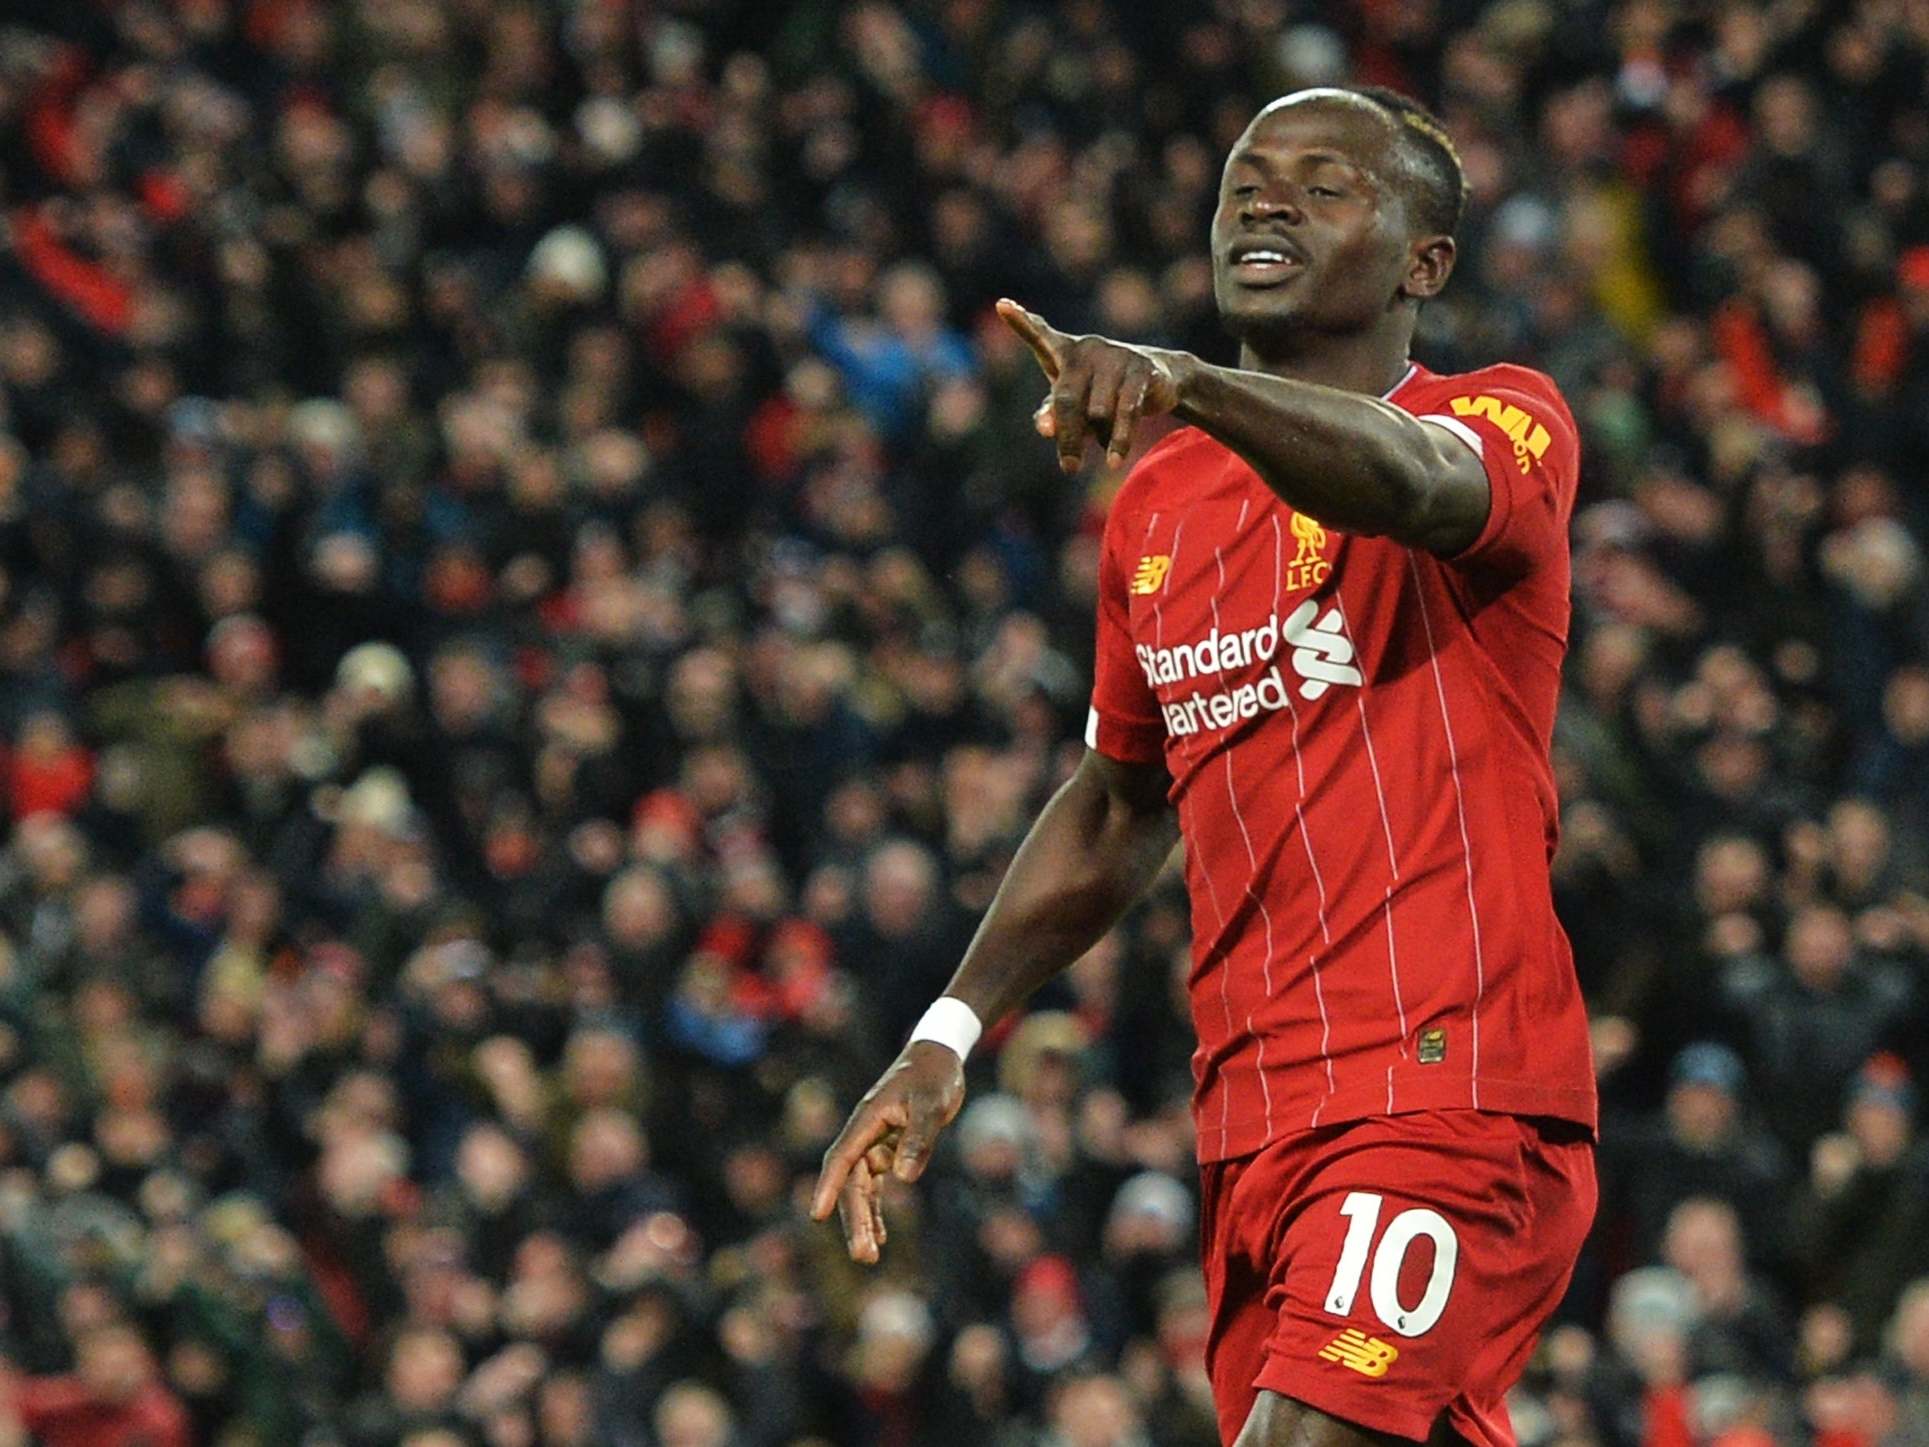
<box><xmin>1227</xmin><ymin>241</ymin><xmax>1306</xmax><ymax>285</ymax></box>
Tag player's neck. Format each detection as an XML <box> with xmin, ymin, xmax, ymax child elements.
<box><xmin>1236</xmin><ymin>325</ymin><xmax>1415</xmax><ymax>398</ymax></box>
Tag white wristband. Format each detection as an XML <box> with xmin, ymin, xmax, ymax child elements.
<box><xmin>909</xmin><ymin>997</ymin><xmax>983</xmax><ymax>1061</ymax></box>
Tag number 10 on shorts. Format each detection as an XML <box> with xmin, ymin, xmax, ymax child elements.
<box><xmin>1324</xmin><ymin>1191</ymin><xmax>1459</xmax><ymax>1338</ymax></box>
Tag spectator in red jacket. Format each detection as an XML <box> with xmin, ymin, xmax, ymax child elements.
<box><xmin>1</xmin><ymin>1325</ymin><xmax>190</xmax><ymax>1447</ymax></box>
<box><xmin>4</xmin><ymin>710</ymin><xmax>93</xmax><ymax>821</ymax></box>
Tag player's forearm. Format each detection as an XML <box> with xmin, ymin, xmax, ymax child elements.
<box><xmin>1167</xmin><ymin>355</ymin><xmax>1451</xmax><ymax>544</ymax></box>
<box><xmin>940</xmin><ymin>754</ymin><xmax>1176</xmax><ymax>1027</ymax></box>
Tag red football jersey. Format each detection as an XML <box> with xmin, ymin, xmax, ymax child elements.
<box><xmin>1086</xmin><ymin>361</ymin><xmax>1598</xmax><ymax>1163</ymax></box>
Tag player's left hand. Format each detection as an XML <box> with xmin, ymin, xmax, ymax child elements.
<box><xmin>811</xmin><ymin>1040</ymin><xmax>965</xmax><ymax>1264</ymax></box>
<box><xmin>997</xmin><ymin>298</ymin><xmax>1185</xmax><ymax>471</ymax></box>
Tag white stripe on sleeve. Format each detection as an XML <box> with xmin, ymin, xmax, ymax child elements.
<box><xmin>1417</xmin><ymin>414</ymin><xmax>1484</xmax><ymax>458</ymax></box>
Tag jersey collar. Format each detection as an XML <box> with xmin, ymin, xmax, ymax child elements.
<box><xmin>1381</xmin><ymin>362</ymin><xmax>1418</xmax><ymax>401</ymax></box>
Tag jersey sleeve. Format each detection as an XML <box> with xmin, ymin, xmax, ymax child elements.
<box><xmin>1086</xmin><ymin>503</ymin><xmax>1167</xmax><ymax>764</ymax></box>
<box><xmin>1415</xmin><ymin>374</ymin><xmax>1579</xmax><ymax>577</ymax></box>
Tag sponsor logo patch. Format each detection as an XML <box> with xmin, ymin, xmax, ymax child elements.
<box><xmin>1319</xmin><ymin>1328</ymin><xmax>1400</xmax><ymax>1378</ymax></box>
<box><xmin>1130</xmin><ymin>555</ymin><xmax>1172</xmax><ymax>595</ymax></box>
<box><xmin>1417</xmin><ymin>1028</ymin><xmax>1447</xmax><ymax>1065</ymax></box>
<box><xmin>1448</xmin><ymin>394</ymin><xmax>1551</xmax><ymax>473</ymax></box>
<box><xmin>1143</xmin><ymin>599</ymin><xmax>1365</xmax><ymax>737</ymax></box>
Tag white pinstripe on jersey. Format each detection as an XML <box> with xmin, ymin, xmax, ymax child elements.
<box><xmin>1332</xmin><ymin>592</ymin><xmax>1409</xmax><ymax>1112</ymax></box>
<box><xmin>1212</xmin><ymin>525</ymin><xmax>1277</xmax><ymax>1140</ymax></box>
<box><xmin>1150</xmin><ymin>511</ymin><xmax>1238</xmax><ymax>1151</ymax></box>
<box><xmin>1267</xmin><ymin>512</ymin><xmax>1338</xmax><ymax>1126</ymax></box>
<box><xmin>1405</xmin><ymin>551</ymin><xmax>1487</xmax><ymax>1107</ymax></box>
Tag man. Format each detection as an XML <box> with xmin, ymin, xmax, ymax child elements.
<box><xmin>1598</xmin><ymin>1042</ymin><xmax>1787</xmax><ymax>1268</ymax></box>
<box><xmin>812</xmin><ymin>86</ymin><xmax>1597</xmax><ymax>1447</ymax></box>
<box><xmin>1790</xmin><ymin>1053</ymin><xmax>1929</xmax><ymax>1354</ymax></box>
<box><xmin>0</xmin><ymin>1324</ymin><xmax>192</xmax><ymax>1447</ymax></box>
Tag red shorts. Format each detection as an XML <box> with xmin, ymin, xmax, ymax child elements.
<box><xmin>1199</xmin><ymin>1109</ymin><xmax>1596</xmax><ymax>1446</ymax></box>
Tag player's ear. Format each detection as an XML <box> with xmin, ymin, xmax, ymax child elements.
<box><xmin>1399</xmin><ymin>235</ymin><xmax>1455</xmax><ymax>301</ymax></box>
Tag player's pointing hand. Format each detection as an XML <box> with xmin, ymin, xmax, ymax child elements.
<box><xmin>996</xmin><ymin>298</ymin><xmax>1185</xmax><ymax>472</ymax></box>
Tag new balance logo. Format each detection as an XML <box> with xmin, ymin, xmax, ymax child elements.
<box><xmin>1130</xmin><ymin>555</ymin><xmax>1172</xmax><ymax>595</ymax></box>
<box><xmin>1319</xmin><ymin>1328</ymin><xmax>1399</xmax><ymax>1378</ymax></box>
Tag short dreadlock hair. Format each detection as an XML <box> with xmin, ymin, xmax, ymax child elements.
<box><xmin>1346</xmin><ymin>86</ymin><xmax>1468</xmax><ymax>239</ymax></box>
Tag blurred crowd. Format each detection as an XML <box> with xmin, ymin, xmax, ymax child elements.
<box><xmin>0</xmin><ymin>0</ymin><xmax>1928</xmax><ymax>1444</ymax></box>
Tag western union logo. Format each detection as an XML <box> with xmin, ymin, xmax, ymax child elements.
<box><xmin>1448</xmin><ymin>395</ymin><xmax>1551</xmax><ymax>473</ymax></box>
<box><xmin>1319</xmin><ymin>1328</ymin><xmax>1399</xmax><ymax>1378</ymax></box>
<box><xmin>1130</xmin><ymin>555</ymin><xmax>1172</xmax><ymax>595</ymax></box>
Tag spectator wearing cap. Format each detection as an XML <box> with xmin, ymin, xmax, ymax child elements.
<box><xmin>1012</xmin><ymin>1254</ymin><xmax>1095</xmax><ymax>1395</ymax></box>
<box><xmin>843</xmin><ymin>1289</ymin><xmax>936</xmax><ymax>1447</ymax></box>
<box><xmin>1585</xmin><ymin>1266</ymin><xmax>1704</xmax><ymax>1447</ymax></box>
<box><xmin>1598</xmin><ymin>1042</ymin><xmax>1789</xmax><ymax>1271</ymax></box>
<box><xmin>930</xmin><ymin>1094</ymin><xmax>1040</xmax><ymax>1324</ymax></box>
<box><xmin>1086</xmin><ymin>1171</ymin><xmax>1196</xmax><ymax>1358</ymax></box>
<box><xmin>1791</xmin><ymin>1054</ymin><xmax>1929</xmax><ymax>1355</ymax></box>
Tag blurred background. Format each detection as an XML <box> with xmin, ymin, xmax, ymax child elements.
<box><xmin>0</xmin><ymin>1</ymin><xmax>1926</xmax><ymax>1444</ymax></box>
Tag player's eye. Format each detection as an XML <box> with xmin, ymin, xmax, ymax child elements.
<box><xmin>1231</xmin><ymin>185</ymin><xmax>1260</xmax><ymax>199</ymax></box>
<box><xmin>1309</xmin><ymin>185</ymin><xmax>1343</xmax><ymax>199</ymax></box>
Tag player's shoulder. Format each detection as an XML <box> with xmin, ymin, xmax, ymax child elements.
<box><xmin>1410</xmin><ymin>361</ymin><xmax>1576</xmax><ymax>431</ymax></box>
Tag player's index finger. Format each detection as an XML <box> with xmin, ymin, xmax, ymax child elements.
<box><xmin>811</xmin><ymin>1108</ymin><xmax>882</xmax><ymax>1219</ymax></box>
<box><xmin>996</xmin><ymin>298</ymin><xmax>1062</xmax><ymax>379</ymax></box>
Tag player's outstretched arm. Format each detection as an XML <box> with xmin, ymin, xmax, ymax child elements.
<box><xmin>1166</xmin><ymin>358</ymin><xmax>1490</xmax><ymax>554</ymax></box>
<box><xmin>810</xmin><ymin>749</ymin><xmax>1175</xmax><ymax>1262</ymax></box>
<box><xmin>997</xmin><ymin>298</ymin><xmax>1490</xmax><ymax>556</ymax></box>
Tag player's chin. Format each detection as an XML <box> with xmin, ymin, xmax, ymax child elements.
<box><xmin>1217</xmin><ymin>289</ymin><xmax>1305</xmax><ymax>341</ymax></box>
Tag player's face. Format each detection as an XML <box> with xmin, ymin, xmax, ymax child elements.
<box><xmin>1211</xmin><ymin>96</ymin><xmax>1420</xmax><ymax>344</ymax></box>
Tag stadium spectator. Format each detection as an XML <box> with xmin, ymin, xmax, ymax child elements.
<box><xmin>0</xmin><ymin>1323</ymin><xmax>190</xmax><ymax>1447</ymax></box>
<box><xmin>1598</xmin><ymin>1041</ymin><xmax>1790</xmax><ymax>1271</ymax></box>
<box><xmin>1789</xmin><ymin>1054</ymin><xmax>1929</xmax><ymax>1358</ymax></box>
